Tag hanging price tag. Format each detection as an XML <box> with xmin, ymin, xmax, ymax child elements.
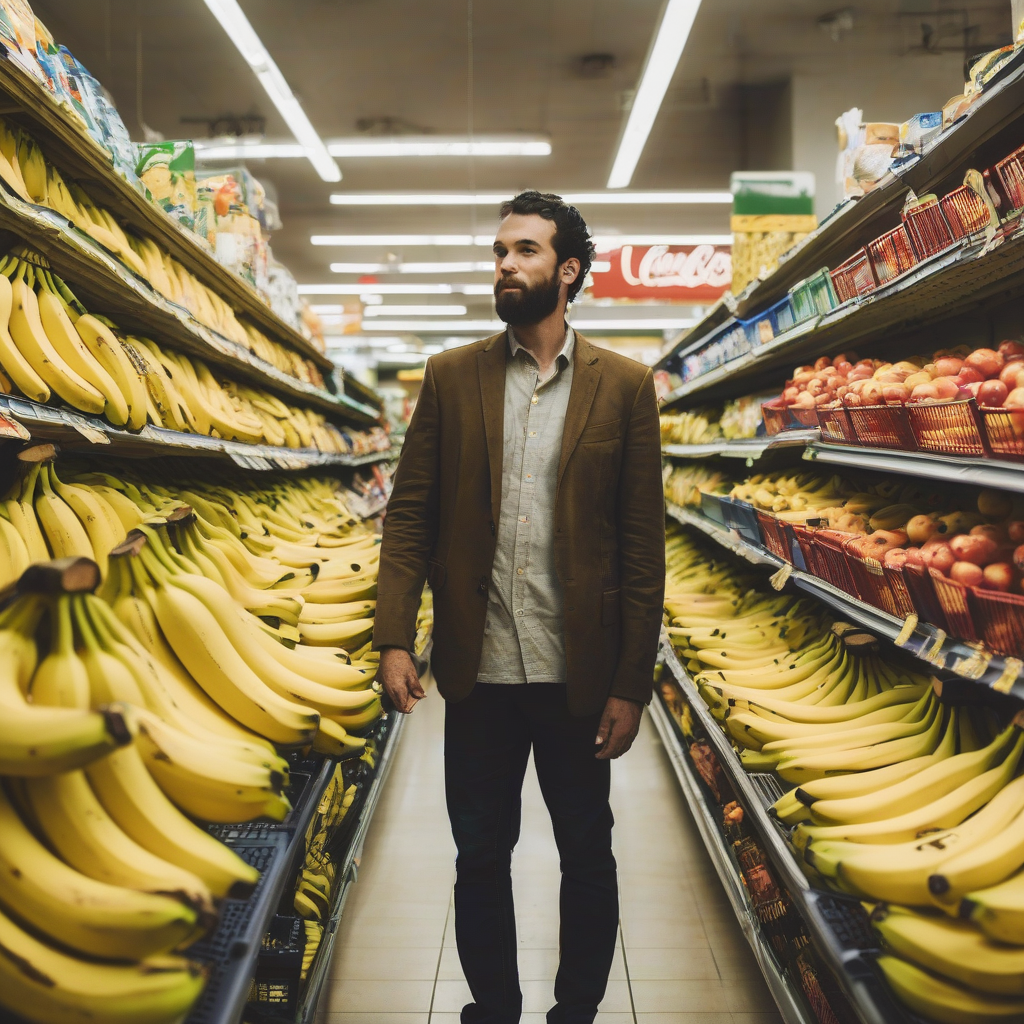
<box><xmin>951</xmin><ymin>645</ymin><xmax>992</xmax><ymax>680</ymax></box>
<box><xmin>769</xmin><ymin>563</ymin><xmax>793</xmax><ymax>591</ymax></box>
<box><xmin>0</xmin><ymin>412</ymin><xmax>29</xmax><ymax>440</ymax></box>
<box><xmin>924</xmin><ymin>630</ymin><xmax>947</xmax><ymax>668</ymax></box>
<box><xmin>993</xmin><ymin>658</ymin><xmax>1024</xmax><ymax>695</ymax></box>
<box><xmin>70</xmin><ymin>421</ymin><xmax>110</xmax><ymax>444</ymax></box>
<box><xmin>894</xmin><ymin>613</ymin><xmax>918</xmax><ymax>647</ymax></box>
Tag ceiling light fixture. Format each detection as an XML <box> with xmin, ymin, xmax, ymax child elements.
<box><xmin>328</xmin><ymin>190</ymin><xmax>731</xmax><ymax>206</ymax></box>
<box><xmin>300</xmin><ymin>283</ymin><xmax>496</xmax><ymax>296</ymax></box>
<box><xmin>314</xmin><ymin>234</ymin><xmax>730</xmax><ymax>248</ymax></box>
<box><xmin>320</xmin><ymin>262</ymin><xmax>495</xmax><ymax>276</ymax></box>
<box><xmin>359</xmin><ymin>317</ymin><xmax>697</xmax><ymax>333</ymax></box>
<box><xmin>607</xmin><ymin>0</ymin><xmax>703</xmax><ymax>189</ymax></box>
<box><xmin>363</xmin><ymin>305</ymin><xmax>469</xmax><ymax>317</ymax></box>
<box><xmin>193</xmin><ymin>134</ymin><xmax>551</xmax><ymax>161</ymax></box>
<box><xmin>199</xmin><ymin>0</ymin><xmax>341</xmax><ymax>182</ymax></box>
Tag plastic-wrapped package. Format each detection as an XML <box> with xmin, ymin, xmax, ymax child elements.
<box><xmin>0</xmin><ymin>0</ymin><xmax>45</xmax><ymax>82</ymax></box>
<box><xmin>136</xmin><ymin>140</ymin><xmax>197</xmax><ymax>232</ymax></box>
<box><xmin>267</xmin><ymin>258</ymin><xmax>302</xmax><ymax>330</ymax></box>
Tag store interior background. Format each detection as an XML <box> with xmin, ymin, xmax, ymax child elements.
<box><xmin>29</xmin><ymin>0</ymin><xmax>1016</xmax><ymax>425</ymax></box>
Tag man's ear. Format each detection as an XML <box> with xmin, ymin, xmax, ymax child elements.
<box><xmin>561</xmin><ymin>257</ymin><xmax>581</xmax><ymax>285</ymax></box>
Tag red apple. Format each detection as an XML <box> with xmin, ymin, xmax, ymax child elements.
<box><xmin>999</xmin><ymin>340</ymin><xmax>1024</xmax><ymax>359</ymax></box>
<box><xmin>1006</xmin><ymin>387</ymin><xmax>1024</xmax><ymax>408</ymax></box>
<box><xmin>1014</xmin><ymin>543</ymin><xmax>1024</xmax><ymax>571</ymax></box>
<box><xmin>904</xmin><ymin>547</ymin><xmax>926</xmax><ymax>566</ymax></box>
<box><xmin>978</xmin><ymin>380</ymin><xmax>1010</xmax><ymax>407</ymax></box>
<box><xmin>950</xmin><ymin>533</ymin><xmax>997</xmax><ymax>566</ymax></box>
<box><xmin>1008</xmin><ymin>522</ymin><xmax>1024</xmax><ymax>544</ymax></box>
<box><xmin>950</xmin><ymin>561</ymin><xmax>984</xmax><ymax>586</ymax></box>
<box><xmin>982</xmin><ymin>563</ymin><xmax>1014</xmax><ymax>591</ymax></box>
<box><xmin>999</xmin><ymin>360</ymin><xmax>1024</xmax><ymax>389</ymax></box>
<box><xmin>932</xmin><ymin>376</ymin><xmax>962</xmax><ymax>400</ymax></box>
<box><xmin>910</xmin><ymin>383</ymin><xmax>940</xmax><ymax>402</ymax></box>
<box><xmin>923</xmin><ymin>543</ymin><xmax>956</xmax><ymax>574</ymax></box>
<box><xmin>882</xmin><ymin>384</ymin><xmax>911</xmax><ymax>405</ymax></box>
<box><xmin>955</xmin><ymin>366</ymin><xmax>986</xmax><ymax>385</ymax></box>
<box><xmin>965</xmin><ymin>348</ymin><xmax>1005</xmax><ymax>378</ymax></box>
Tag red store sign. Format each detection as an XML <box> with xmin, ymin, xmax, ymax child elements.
<box><xmin>590</xmin><ymin>244</ymin><xmax>732</xmax><ymax>302</ymax></box>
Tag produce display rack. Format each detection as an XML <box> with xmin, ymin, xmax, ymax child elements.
<box><xmin>665</xmin><ymin>501</ymin><xmax>1024</xmax><ymax>699</ymax></box>
<box><xmin>655</xmin><ymin>638</ymin><xmax>915</xmax><ymax>1024</ymax></box>
<box><xmin>663</xmin><ymin>435</ymin><xmax>1024</xmax><ymax>494</ymax></box>
<box><xmin>295</xmin><ymin>707</ymin><xmax>410</xmax><ymax>1024</ymax></box>
<box><xmin>0</xmin><ymin>189</ymin><xmax>378</xmax><ymax>425</ymax></box>
<box><xmin>0</xmin><ymin>392</ymin><xmax>392</xmax><ymax>469</ymax></box>
<box><xmin>0</xmin><ymin>50</ymin><xmax>332</xmax><ymax>372</ymax></box>
<box><xmin>660</xmin><ymin>46</ymin><xmax>1024</xmax><ymax>384</ymax></box>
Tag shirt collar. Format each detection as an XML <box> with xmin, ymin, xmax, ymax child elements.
<box><xmin>507</xmin><ymin>325</ymin><xmax>575</xmax><ymax>368</ymax></box>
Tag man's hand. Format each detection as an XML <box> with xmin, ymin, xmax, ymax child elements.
<box><xmin>594</xmin><ymin>696</ymin><xmax>643</xmax><ymax>759</ymax></box>
<box><xmin>379</xmin><ymin>647</ymin><xmax>426</xmax><ymax>714</ymax></box>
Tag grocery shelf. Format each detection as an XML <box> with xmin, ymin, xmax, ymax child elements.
<box><xmin>0</xmin><ymin>189</ymin><xmax>378</xmax><ymax>426</ymax></box>
<box><xmin>660</xmin><ymin>49</ymin><xmax>1024</xmax><ymax>370</ymax></box>
<box><xmin>647</xmin><ymin>692</ymin><xmax>815</xmax><ymax>1024</ymax></box>
<box><xmin>665</xmin><ymin>501</ymin><xmax>1024</xmax><ymax>697</ymax></box>
<box><xmin>0</xmin><ymin>54</ymin><xmax>333</xmax><ymax>372</ymax></box>
<box><xmin>297</xmin><ymin>672</ymin><xmax>422</xmax><ymax>1024</ymax></box>
<box><xmin>663</xmin><ymin>430</ymin><xmax>818</xmax><ymax>462</ymax></box>
<box><xmin>804</xmin><ymin>440</ymin><xmax>1024</xmax><ymax>494</ymax></box>
<box><xmin>656</xmin><ymin>638</ymin><xmax>911</xmax><ymax>1024</ymax></box>
<box><xmin>184</xmin><ymin>758</ymin><xmax>337</xmax><ymax>1024</ymax></box>
<box><xmin>662</xmin><ymin>227</ymin><xmax>1024</xmax><ymax>408</ymax></box>
<box><xmin>0</xmin><ymin>394</ymin><xmax>392</xmax><ymax>471</ymax></box>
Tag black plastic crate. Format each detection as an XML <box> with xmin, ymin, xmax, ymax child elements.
<box><xmin>246</xmin><ymin>916</ymin><xmax>306</xmax><ymax>1019</ymax></box>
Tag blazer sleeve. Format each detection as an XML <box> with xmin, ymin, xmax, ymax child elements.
<box><xmin>372</xmin><ymin>358</ymin><xmax>441</xmax><ymax>652</ymax></box>
<box><xmin>610</xmin><ymin>368</ymin><xmax>665</xmax><ymax>704</ymax></box>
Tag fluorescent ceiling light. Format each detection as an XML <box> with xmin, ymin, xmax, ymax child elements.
<box><xmin>199</xmin><ymin>0</ymin><xmax>341</xmax><ymax>182</ymax></box>
<box><xmin>569</xmin><ymin>318</ymin><xmax>698</xmax><ymax>330</ymax></box>
<box><xmin>607</xmin><ymin>0</ymin><xmax>703</xmax><ymax>188</ymax></box>
<box><xmin>314</xmin><ymin>234</ymin><xmax>731</xmax><ymax>248</ymax></box>
<box><xmin>362</xmin><ymin>320</ymin><xmax>505</xmax><ymax>333</ymax></box>
<box><xmin>312</xmin><ymin>235</ymin><xmax>480</xmax><ymax>246</ymax></box>
<box><xmin>301</xmin><ymin>283</ymin><xmax>494</xmax><ymax>296</ymax></box>
<box><xmin>194</xmin><ymin>134</ymin><xmax>551</xmax><ymax>161</ymax></box>
<box><xmin>363</xmin><ymin>305</ymin><xmax>468</xmax><ymax>317</ymax></box>
<box><xmin>322</xmin><ymin>262</ymin><xmax>494</xmax><ymax>275</ymax></box>
<box><xmin>329</xmin><ymin>190</ymin><xmax>731</xmax><ymax>206</ymax></box>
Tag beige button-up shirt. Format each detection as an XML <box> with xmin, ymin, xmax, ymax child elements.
<box><xmin>476</xmin><ymin>326</ymin><xmax>575</xmax><ymax>684</ymax></box>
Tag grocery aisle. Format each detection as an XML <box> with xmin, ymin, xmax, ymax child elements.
<box><xmin>319</xmin><ymin>679</ymin><xmax>782</xmax><ymax>1024</ymax></box>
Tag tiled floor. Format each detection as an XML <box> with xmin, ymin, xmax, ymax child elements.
<box><xmin>319</xmin><ymin>679</ymin><xmax>782</xmax><ymax>1024</ymax></box>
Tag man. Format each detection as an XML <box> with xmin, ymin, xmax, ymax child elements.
<box><xmin>373</xmin><ymin>190</ymin><xmax>665</xmax><ymax>1024</ymax></box>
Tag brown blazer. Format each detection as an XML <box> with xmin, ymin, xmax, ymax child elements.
<box><xmin>372</xmin><ymin>330</ymin><xmax>665</xmax><ymax>716</ymax></box>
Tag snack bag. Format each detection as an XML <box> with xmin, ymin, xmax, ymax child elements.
<box><xmin>136</xmin><ymin>140</ymin><xmax>197</xmax><ymax>232</ymax></box>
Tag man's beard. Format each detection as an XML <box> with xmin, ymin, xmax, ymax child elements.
<box><xmin>494</xmin><ymin>270</ymin><xmax>562</xmax><ymax>326</ymax></box>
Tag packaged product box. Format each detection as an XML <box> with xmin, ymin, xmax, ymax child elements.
<box><xmin>136</xmin><ymin>140</ymin><xmax>197</xmax><ymax>232</ymax></box>
<box><xmin>835</xmin><ymin>109</ymin><xmax>901</xmax><ymax>197</ymax></box>
<box><xmin>0</xmin><ymin>0</ymin><xmax>45</xmax><ymax>82</ymax></box>
<box><xmin>892</xmin><ymin>112</ymin><xmax>942</xmax><ymax>169</ymax></box>
<box><xmin>730</xmin><ymin>171</ymin><xmax>817</xmax><ymax>295</ymax></box>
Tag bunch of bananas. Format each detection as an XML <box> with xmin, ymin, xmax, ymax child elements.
<box><xmin>665</xmin><ymin>526</ymin><xmax>1024</xmax><ymax>1022</ymax></box>
<box><xmin>664</xmin><ymin>464</ymin><xmax>733</xmax><ymax>509</ymax></box>
<box><xmin>0</xmin><ymin>118</ymin><xmax>324</xmax><ymax>388</ymax></box>
<box><xmin>660</xmin><ymin>410</ymin><xmax>722</xmax><ymax>445</ymax></box>
<box><xmin>0</xmin><ymin>586</ymin><xmax>251</xmax><ymax>1024</ymax></box>
<box><xmin>415</xmin><ymin>587</ymin><xmax>434</xmax><ymax>658</ymax></box>
<box><xmin>0</xmin><ymin>248</ymin><xmax>354</xmax><ymax>451</ymax></box>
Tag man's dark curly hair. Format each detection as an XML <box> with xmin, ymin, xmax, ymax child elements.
<box><xmin>498</xmin><ymin>190</ymin><xmax>596</xmax><ymax>303</ymax></box>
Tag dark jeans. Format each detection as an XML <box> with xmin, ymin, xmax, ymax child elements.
<box><xmin>444</xmin><ymin>683</ymin><xmax>618</xmax><ymax>1024</ymax></box>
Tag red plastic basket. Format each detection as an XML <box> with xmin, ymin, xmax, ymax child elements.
<box><xmin>761</xmin><ymin>400</ymin><xmax>820</xmax><ymax>436</ymax></box>
<box><xmin>901</xmin><ymin>197</ymin><xmax>954</xmax><ymax>260</ymax></box>
<box><xmin>830</xmin><ymin>249</ymin><xmax>876</xmax><ymax>303</ymax></box>
<box><xmin>978</xmin><ymin>406</ymin><xmax>1024</xmax><ymax>461</ymax></box>
<box><xmin>940</xmin><ymin>185</ymin><xmax>993</xmax><ymax>240</ymax></box>
<box><xmin>970</xmin><ymin>586</ymin><xmax>1024</xmax><ymax>656</ymax></box>
<box><xmin>846</xmin><ymin>403</ymin><xmax>918</xmax><ymax>451</ymax></box>
<box><xmin>809</xmin><ymin>530</ymin><xmax>862</xmax><ymax>598</ymax></box>
<box><xmin>881</xmin><ymin>564</ymin><xmax>917</xmax><ymax>619</ymax></box>
<box><xmin>902</xmin><ymin>561</ymin><xmax>950</xmax><ymax>634</ymax></box>
<box><xmin>994</xmin><ymin>143</ymin><xmax>1024</xmax><ymax>214</ymax></box>
<box><xmin>907</xmin><ymin>398</ymin><xmax>989</xmax><ymax>457</ymax></box>
<box><xmin>929</xmin><ymin>572</ymin><xmax>979</xmax><ymax>641</ymax></box>
<box><xmin>816</xmin><ymin>404</ymin><xmax>856</xmax><ymax>444</ymax></box>
<box><xmin>756</xmin><ymin>511</ymin><xmax>793</xmax><ymax>563</ymax></box>
<box><xmin>791</xmin><ymin>524</ymin><xmax>824</xmax><ymax>577</ymax></box>
<box><xmin>867</xmin><ymin>225</ymin><xmax>918</xmax><ymax>285</ymax></box>
<box><xmin>844</xmin><ymin>548</ymin><xmax>906</xmax><ymax>616</ymax></box>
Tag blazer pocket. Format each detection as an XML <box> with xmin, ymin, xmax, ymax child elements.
<box><xmin>601</xmin><ymin>588</ymin><xmax>621</xmax><ymax>625</ymax></box>
<box><xmin>579</xmin><ymin>418</ymin><xmax>622</xmax><ymax>444</ymax></box>
<box><xmin>427</xmin><ymin>559</ymin><xmax>447</xmax><ymax>591</ymax></box>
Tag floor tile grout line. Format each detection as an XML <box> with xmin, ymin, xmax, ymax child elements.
<box><xmin>427</xmin><ymin>885</ymin><xmax>455</xmax><ymax>1021</ymax></box>
<box><xmin>617</xmin><ymin>921</ymin><xmax>638</xmax><ymax>1023</ymax></box>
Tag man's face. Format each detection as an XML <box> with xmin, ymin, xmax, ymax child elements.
<box><xmin>492</xmin><ymin>213</ymin><xmax>579</xmax><ymax>327</ymax></box>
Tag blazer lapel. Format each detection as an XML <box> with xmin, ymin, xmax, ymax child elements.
<box><xmin>477</xmin><ymin>332</ymin><xmax>508</xmax><ymax>521</ymax></box>
<box><xmin>557</xmin><ymin>335</ymin><xmax>601</xmax><ymax>487</ymax></box>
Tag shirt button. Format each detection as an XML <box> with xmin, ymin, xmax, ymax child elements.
<box><xmin>526</xmin><ymin>474</ymin><xmax>532</xmax><ymax>479</ymax></box>
<box><xmin>516</xmin><ymin>609</ymin><xmax>524</xmax><ymax>616</ymax></box>
<box><xmin>529</xmin><ymin>431</ymin><xmax>537</xmax><ymax>437</ymax></box>
<box><xmin>531</xmin><ymin>395</ymin><xmax>538</xmax><ymax>405</ymax></box>
<box><xmin>519</xmin><ymin>515</ymin><xmax>528</xmax><ymax>523</ymax></box>
<box><xmin>517</xmin><ymin>568</ymin><xmax>524</xmax><ymax>575</ymax></box>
